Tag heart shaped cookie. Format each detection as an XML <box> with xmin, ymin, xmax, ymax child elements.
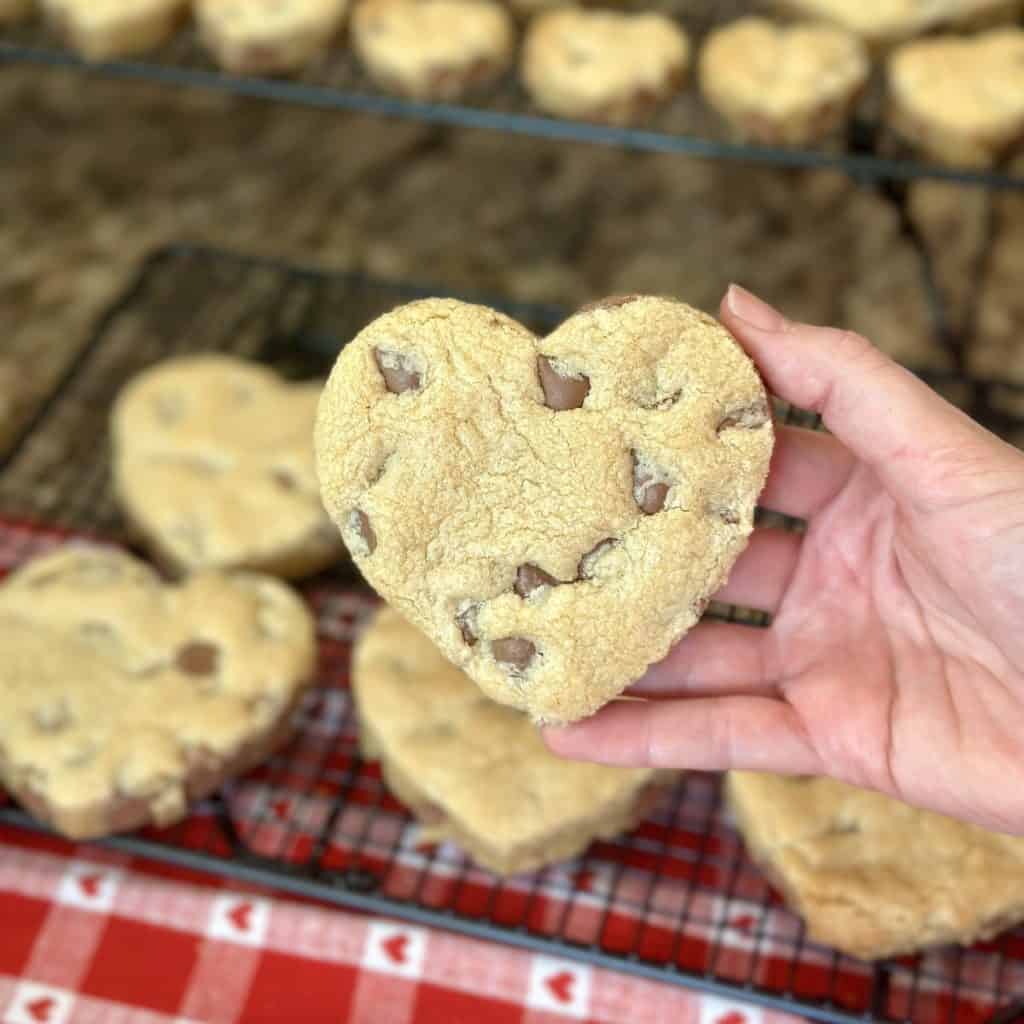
<box><xmin>0</xmin><ymin>546</ymin><xmax>316</xmax><ymax>839</ymax></box>
<box><xmin>196</xmin><ymin>0</ymin><xmax>350</xmax><ymax>75</ymax></box>
<box><xmin>112</xmin><ymin>355</ymin><xmax>345</xmax><ymax>579</ymax></box>
<box><xmin>700</xmin><ymin>18</ymin><xmax>868</xmax><ymax>146</ymax></box>
<box><xmin>522</xmin><ymin>10</ymin><xmax>689</xmax><ymax>126</ymax></box>
<box><xmin>315</xmin><ymin>296</ymin><xmax>773</xmax><ymax>723</ymax></box>
<box><xmin>888</xmin><ymin>28</ymin><xmax>1024</xmax><ymax>168</ymax></box>
<box><xmin>41</xmin><ymin>0</ymin><xmax>189</xmax><ymax>61</ymax></box>
<box><xmin>355</xmin><ymin>607</ymin><xmax>669</xmax><ymax>874</ymax></box>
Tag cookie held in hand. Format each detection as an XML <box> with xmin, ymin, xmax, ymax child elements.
<box><xmin>112</xmin><ymin>355</ymin><xmax>345</xmax><ymax>579</ymax></box>
<box><xmin>315</xmin><ymin>295</ymin><xmax>773</xmax><ymax>724</ymax></box>
<box><xmin>0</xmin><ymin>546</ymin><xmax>316</xmax><ymax>840</ymax></box>
<box><xmin>355</xmin><ymin>607</ymin><xmax>669</xmax><ymax>875</ymax></box>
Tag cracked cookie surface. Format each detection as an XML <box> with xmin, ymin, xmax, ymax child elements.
<box><xmin>315</xmin><ymin>295</ymin><xmax>773</xmax><ymax>723</ymax></box>
<box><xmin>0</xmin><ymin>546</ymin><xmax>316</xmax><ymax>840</ymax></box>
<box><xmin>112</xmin><ymin>354</ymin><xmax>345</xmax><ymax>579</ymax></box>
<box><xmin>354</xmin><ymin>606</ymin><xmax>668</xmax><ymax>874</ymax></box>
<box><xmin>728</xmin><ymin>772</ymin><xmax>1024</xmax><ymax>959</ymax></box>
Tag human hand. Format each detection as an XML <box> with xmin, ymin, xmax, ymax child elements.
<box><xmin>544</xmin><ymin>285</ymin><xmax>1024</xmax><ymax>834</ymax></box>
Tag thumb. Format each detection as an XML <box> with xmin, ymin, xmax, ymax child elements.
<box><xmin>720</xmin><ymin>285</ymin><xmax>1008</xmax><ymax>502</ymax></box>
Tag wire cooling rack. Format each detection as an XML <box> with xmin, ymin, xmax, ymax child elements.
<box><xmin>0</xmin><ymin>244</ymin><xmax>1023</xmax><ymax>1024</ymax></box>
<box><xmin>2</xmin><ymin>5</ymin><xmax>1024</xmax><ymax>190</ymax></box>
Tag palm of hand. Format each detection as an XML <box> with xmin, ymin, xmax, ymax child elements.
<box><xmin>769</xmin><ymin>455</ymin><xmax>1024</xmax><ymax>833</ymax></box>
<box><xmin>544</xmin><ymin>286</ymin><xmax>1024</xmax><ymax>833</ymax></box>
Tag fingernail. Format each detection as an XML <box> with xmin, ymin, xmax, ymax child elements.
<box><xmin>725</xmin><ymin>284</ymin><xmax>786</xmax><ymax>331</ymax></box>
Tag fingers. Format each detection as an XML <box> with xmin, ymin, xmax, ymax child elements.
<box><xmin>760</xmin><ymin>425</ymin><xmax>856</xmax><ymax>519</ymax></box>
<box><xmin>628</xmin><ymin>620</ymin><xmax>779</xmax><ymax>697</ymax></box>
<box><xmin>719</xmin><ymin>285</ymin><xmax>989</xmax><ymax>495</ymax></box>
<box><xmin>542</xmin><ymin>696</ymin><xmax>823</xmax><ymax>775</ymax></box>
<box><xmin>712</xmin><ymin>527</ymin><xmax>801</xmax><ymax>613</ymax></box>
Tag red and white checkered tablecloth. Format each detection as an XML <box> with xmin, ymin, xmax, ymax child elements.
<box><xmin>0</xmin><ymin>822</ymin><xmax>803</xmax><ymax>1024</ymax></box>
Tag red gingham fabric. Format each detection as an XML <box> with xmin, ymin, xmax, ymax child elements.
<box><xmin>0</xmin><ymin>520</ymin><xmax>1020</xmax><ymax>1024</ymax></box>
<box><xmin>0</xmin><ymin>823</ymin><xmax>804</xmax><ymax>1024</ymax></box>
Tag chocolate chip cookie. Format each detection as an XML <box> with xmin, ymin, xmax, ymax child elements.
<box><xmin>315</xmin><ymin>296</ymin><xmax>773</xmax><ymax>724</ymax></box>
<box><xmin>41</xmin><ymin>0</ymin><xmax>189</xmax><ymax>61</ymax></box>
<box><xmin>522</xmin><ymin>10</ymin><xmax>689</xmax><ymax>126</ymax></box>
<box><xmin>888</xmin><ymin>28</ymin><xmax>1024</xmax><ymax>168</ymax></box>
<box><xmin>196</xmin><ymin>0</ymin><xmax>349</xmax><ymax>75</ymax></box>
<box><xmin>352</xmin><ymin>0</ymin><xmax>514</xmax><ymax>102</ymax></box>
<box><xmin>0</xmin><ymin>546</ymin><xmax>316</xmax><ymax>840</ymax></box>
<box><xmin>700</xmin><ymin>18</ymin><xmax>868</xmax><ymax>146</ymax></box>
<box><xmin>728</xmin><ymin>772</ymin><xmax>1024</xmax><ymax>959</ymax></box>
<box><xmin>354</xmin><ymin>606</ymin><xmax>669</xmax><ymax>874</ymax></box>
<box><xmin>112</xmin><ymin>355</ymin><xmax>345</xmax><ymax>579</ymax></box>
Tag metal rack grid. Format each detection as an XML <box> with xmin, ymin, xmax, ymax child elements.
<box><xmin>0</xmin><ymin>243</ymin><xmax>1023</xmax><ymax>1024</ymax></box>
<box><xmin>3</xmin><ymin>6</ymin><xmax>1024</xmax><ymax>190</ymax></box>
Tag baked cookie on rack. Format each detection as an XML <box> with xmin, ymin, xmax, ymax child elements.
<box><xmin>774</xmin><ymin>0</ymin><xmax>1023</xmax><ymax>48</ymax></box>
<box><xmin>887</xmin><ymin>28</ymin><xmax>1024</xmax><ymax>168</ymax></box>
<box><xmin>112</xmin><ymin>354</ymin><xmax>345</xmax><ymax>579</ymax></box>
<box><xmin>351</xmin><ymin>0</ymin><xmax>514</xmax><ymax>102</ymax></box>
<box><xmin>314</xmin><ymin>296</ymin><xmax>773</xmax><ymax>724</ymax></box>
<box><xmin>354</xmin><ymin>606</ymin><xmax>669</xmax><ymax>875</ymax></box>
<box><xmin>40</xmin><ymin>0</ymin><xmax>189</xmax><ymax>61</ymax></box>
<box><xmin>728</xmin><ymin>772</ymin><xmax>1024</xmax><ymax>959</ymax></box>
<box><xmin>0</xmin><ymin>546</ymin><xmax>316</xmax><ymax>840</ymax></box>
<box><xmin>196</xmin><ymin>0</ymin><xmax>350</xmax><ymax>76</ymax></box>
<box><xmin>0</xmin><ymin>0</ymin><xmax>33</xmax><ymax>25</ymax></box>
<box><xmin>699</xmin><ymin>18</ymin><xmax>867</xmax><ymax>146</ymax></box>
<box><xmin>522</xmin><ymin>10</ymin><xmax>689</xmax><ymax>126</ymax></box>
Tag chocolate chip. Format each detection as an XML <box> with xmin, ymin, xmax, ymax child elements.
<box><xmin>538</xmin><ymin>356</ymin><xmax>589</xmax><ymax>411</ymax></box>
<box><xmin>176</xmin><ymin>641</ymin><xmax>220</xmax><ymax>676</ymax></box>
<box><xmin>273</xmin><ymin>468</ymin><xmax>298</xmax><ymax>491</ymax></box>
<box><xmin>578</xmin><ymin>295</ymin><xmax>641</xmax><ymax>314</ymax></box>
<box><xmin>374</xmin><ymin>348</ymin><xmax>421</xmax><ymax>394</ymax></box>
<box><xmin>717</xmin><ymin>398</ymin><xmax>770</xmax><ymax>433</ymax></box>
<box><xmin>577</xmin><ymin>538</ymin><xmax>616</xmax><ymax>580</ymax></box>
<box><xmin>349</xmin><ymin>509</ymin><xmax>377</xmax><ymax>555</ymax></box>
<box><xmin>632</xmin><ymin>454</ymin><xmax>670</xmax><ymax>515</ymax></box>
<box><xmin>492</xmin><ymin>637</ymin><xmax>536</xmax><ymax>672</ymax></box>
<box><xmin>456</xmin><ymin>603</ymin><xmax>479</xmax><ymax>646</ymax></box>
<box><xmin>515</xmin><ymin>564</ymin><xmax>558</xmax><ymax>598</ymax></box>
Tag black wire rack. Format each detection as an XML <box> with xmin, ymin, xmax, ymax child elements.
<box><xmin>0</xmin><ymin>243</ymin><xmax>1023</xmax><ymax>1024</ymax></box>
<box><xmin>3</xmin><ymin>5</ymin><xmax>1024</xmax><ymax>190</ymax></box>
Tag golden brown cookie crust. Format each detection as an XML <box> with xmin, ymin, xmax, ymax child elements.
<box><xmin>727</xmin><ymin>772</ymin><xmax>1024</xmax><ymax>960</ymax></box>
<box><xmin>0</xmin><ymin>547</ymin><xmax>317</xmax><ymax>840</ymax></box>
<box><xmin>888</xmin><ymin>29</ymin><xmax>1024</xmax><ymax>168</ymax></box>
<box><xmin>112</xmin><ymin>354</ymin><xmax>345</xmax><ymax>579</ymax></box>
<box><xmin>315</xmin><ymin>296</ymin><xmax>773</xmax><ymax>724</ymax></box>
<box><xmin>195</xmin><ymin>0</ymin><xmax>350</xmax><ymax>75</ymax></box>
<box><xmin>353</xmin><ymin>607</ymin><xmax>670</xmax><ymax>875</ymax></box>
<box><xmin>699</xmin><ymin>18</ymin><xmax>868</xmax><ymax>146</ymax></box>
<box><xmin>522</xmin><ymin>10</ymin><xmax>689</xmax><ymax>126</ymax></box>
